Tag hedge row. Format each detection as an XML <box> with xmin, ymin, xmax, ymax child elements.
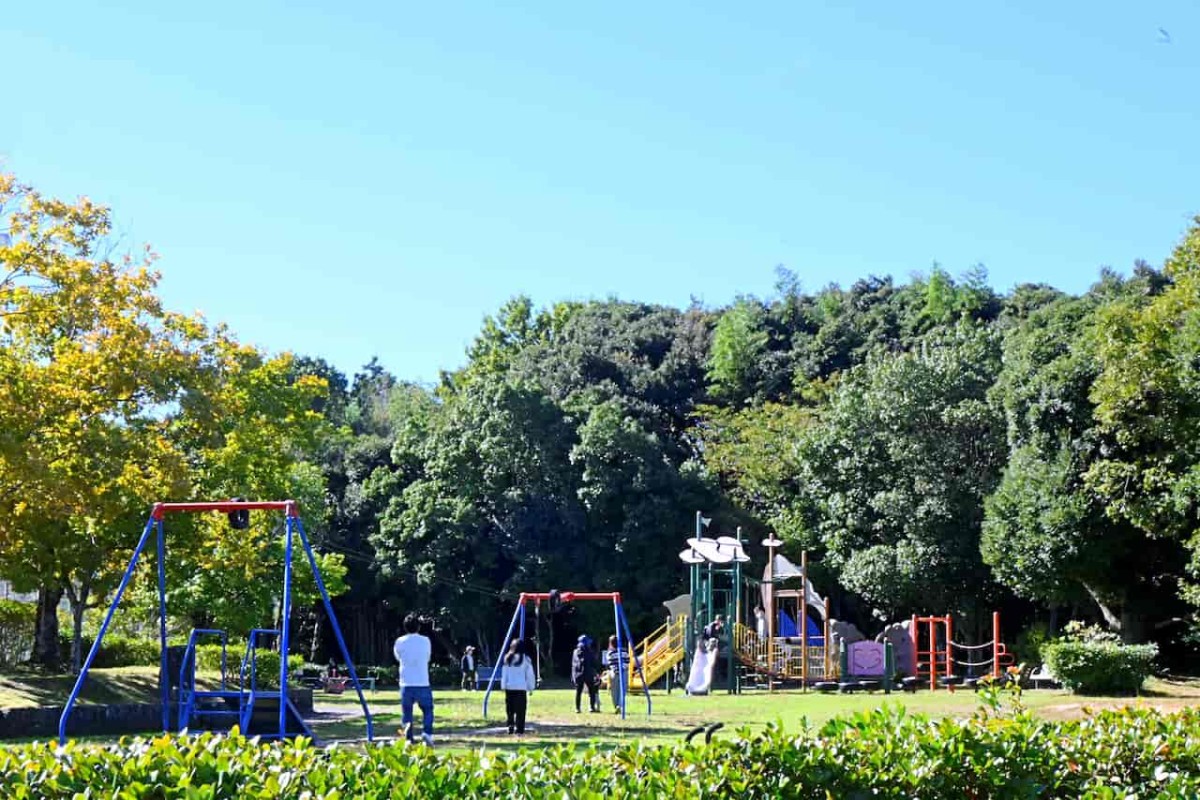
<box><xmin>3</xmin><ymin>703</ymin><xmax>1199</xmax><ymax>798</ymax></box>
<box><xmin>1043</xmin><ymin>639</ymin><xmax>1158</xmax><ymax>694</ymax></box>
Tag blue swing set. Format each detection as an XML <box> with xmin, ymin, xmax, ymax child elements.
<box><xmin>57</xmin><ymin>500</ymin><xmax>374</xmax><ymax>745</ymax></box>
<box><xmin>481</xmin><ymin>591</ymin><xmax>652</xmax><ymax>720</ymax></box>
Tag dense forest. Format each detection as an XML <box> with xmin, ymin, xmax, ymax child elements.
<box><xmin>3</xmin><ymin>173</ymin><xmax>1199</xmax><ymax>673</ymax></box>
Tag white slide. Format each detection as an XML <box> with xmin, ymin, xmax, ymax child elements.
<box><xmin>686</xmin><ymin>644</ymin><xmax>717</xmax><ymax>695</ymax></box>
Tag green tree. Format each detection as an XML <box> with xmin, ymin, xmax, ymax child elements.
<box><xmin>792</xmin><ymin>325</ymin><xmax>1006</xmax><ymax>619</ymax></box>
<box><xmin>707</xmin><ymin>298</ymin><xmax>769</xmax><ymax>404</ymax></box>
<box><xmin>1089</xmin><ymin>220</ymin><xmax>1200</xmax><ymax>614</ymax></box>
<box><xmin>167</xmin><ymin>343</ymin><xmax>347</xmax><ymax>634</ymax></box>
<box><xmin>0</xmin><ymin>173</ymin><xmax>205</xmax><ymax>667</ymax></box>
<box><xmin>982</xmin><ymin>291</ymin><xmax>1184</xmax><ymax>639</ymax></box>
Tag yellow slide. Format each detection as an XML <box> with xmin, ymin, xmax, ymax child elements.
<box><xmin>627</xmin><ymin>616</ymin><xmax>687</xmax><ymax>690</ymax></box>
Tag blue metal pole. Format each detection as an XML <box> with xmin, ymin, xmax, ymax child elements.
<box><xmin>157</xmin><ymin>519</ymin><xmax>168</xmax><ymax>733</ymax></box>
<box><xmin>58</xmin><ymin>515</ymin><xmax>156</xmax><ymax>745</ymax></box>
<box><xmin>618</xmin><ymin>603</ymin><xmax>651</xmax><ymax>716</ymax></box>
<box><xmin>482</xmin><ymin>601</ymin><xmax>522</xmax><ymax>719</ymax></box>
<box><xmin>612</xmin><ymin>598</ymin><xmax>627</xmax><ymax>719</ymax></box>
<box><xmin>294</xmin><ymin>517</ymin><xmax>375</xmax><ymax>741</ymax></box>
<box><xmin>280</xmin><ymin>516</ymin><xmax>295</xmax><ymax>740</ymax></box>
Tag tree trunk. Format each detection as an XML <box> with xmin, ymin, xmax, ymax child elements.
<box><xmin>70</xmin><ymin>599</ymin><xmax>87</xmax><ymax>675</ymax></box>
<box><xmin>1120</xmin><ymin>607</ymin><xmax>1147</xmax><ymax>644</ymax></box>
<box><xmin>32</xmin><ymin>586</ymin><xmax>63</xmax><ymax>669</ymax></box>
<box><xmin>1082</xmin><ymin>582</ymin><xmax>1122</xmax><ymax>631</ymax></box>
<box><xmin>308</xmin><ymin>607</ymin><xmax>321</xmax><ymax>662</ymax></box>
<box><xmin>63</xmin><ymin>582</ymin><xmax>91</xmax><ymax>675</ymax></box>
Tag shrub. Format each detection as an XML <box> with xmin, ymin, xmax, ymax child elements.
<box><xmin>58</xmin><ymin>634</ymin><xmax>162</xmax><ymax>668</ymax></box>
<box><xmin>428</xmin><ymin>662</ymin><xmax>457</xmax><ymax>687</ymax></box>
<box><xmin>365</xmin><ymin>664</ymin><xmax>397</xmax><ymax>683</ymax></box>
<box><xmin>242</xmin><ymin>651</ymin><xmax>306</xmax><ymax>688</ymax></box>
<box><xmin>194</xmin><ymin>642</ymin><xmax>242</xmax><ymax>674</ymax></box>
<box><xmin>1014</xmin><ymin>620</ymin><xmax>1052</xmax><ymax>665</ymax></box>
<box><xmin>3</xmin><ymin>704</ymin><xmax>1200</xmax><ymax>797</ymax></box>
<box><xmin>1043</xmin><ymin>639</ymin><xmax>1158</xmax><ymax>694</ymax></box>
<box><xmin>0</xmin><ymin>599</ymin><xmax>35</xmax><ymax>668</ymax></box>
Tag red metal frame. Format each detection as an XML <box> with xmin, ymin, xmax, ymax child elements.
<box><xmin>519</xmin><ymin>592</ymin><xmax>622</xmax><ymax>603</ymax></box>
<box><xmin>152</xmin><ymin>500</ymin><xmax>299</xmax><ymax>519</ymax></box>
<box><xmin>912</xmin><ymin>612</ymin><xmax>1009</xmax><ymax>690</ymax></box>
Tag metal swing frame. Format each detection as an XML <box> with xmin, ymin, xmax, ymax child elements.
<box><xmin>481</xmin><ymin>591</ymin><xmax>652</xmax><ymax>720</ymax></box>
<box><xmin>57</xmin><ymin>500</ymin><xmax>374</xmax><ymax>744</ymax></box>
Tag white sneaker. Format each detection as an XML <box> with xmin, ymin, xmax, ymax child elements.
<box><xmin>421</xmin><ymin>733</ymin><xmax>434</xmax><ymax>747</ymax></box>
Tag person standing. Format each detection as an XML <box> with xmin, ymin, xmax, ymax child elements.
<box><xmin>571</xmin><ymin>635</ymin><xmax>600</xmax><ymax>713</ymax></box>
<box><xmin>604</xmin><ymin>635</ymin><xmax>630</xmax><ymax>713</ymax></box>
<box><xmin>460</xmin><ymin>646</ymin><xmax>477</xmax><ymax>691</ymax></box>
<box><xmin>393</xmin><ymin>613</ymin><xmax>434</xmax><ymax>746</ymax></box>
<box><xmin>754</xmin><ymin>606</ymin><xmax>767</xmax><ymax>639</ymax></box>
<box><xmin>500</xmin><ymin>640</ymin><xmax>537</xmax><ymax>735</ymax></box>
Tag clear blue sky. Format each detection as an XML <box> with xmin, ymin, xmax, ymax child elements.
<box><xmin>4</xmin><ymin>1</ymin><xmax>1198</xmax><ymax>383</ymax></box>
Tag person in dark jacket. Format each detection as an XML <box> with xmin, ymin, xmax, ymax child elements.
<box><xmin>571</xmin><ymin>635</ymin><xmax>600</xmax><ymax>713</ymax></box>
<box><xmin>459</xmin><ymin>646</ymin><xmax>477</xmax><ymax>691</ymax></box>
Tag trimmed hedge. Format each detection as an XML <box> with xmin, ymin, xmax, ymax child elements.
<box><xmin>57</xmin><ymin>635</ymin><xmax>161</xmax><ymax>668</ymax></box>
<box><xmin>3</xmin><ymin>703</ymin><xmax>1200</xmax><ymax>797</ymax></box>
<box><xmin>0</xmin><ymin>599</ymin><xmax>35</xmax><ymax>667</ymax></box>
<box><xmin>1043</xmin><ymin>639</ymin><xmax>1158</xmax><ymax>694</ymax></box>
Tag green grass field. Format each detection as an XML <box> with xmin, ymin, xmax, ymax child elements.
<box><xmin>306</xmin><ymin>676</ymin><xmax>1200</xmax><ymax>752</ymax></box>
<box><xmin>6</xmin><ymin>667</ymin><xmax>1200</xmax><ymax>753</ymax></box>
<box><xmin>0</xmin><ymin>667</ymin><xmax>218</xmax><ymax>708</ymax></box>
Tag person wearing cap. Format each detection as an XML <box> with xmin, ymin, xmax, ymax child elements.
<box><xmin>459</xmin><ymin>645</ymin><xmax>477</xmax><ymax>691</ymax></box>
<box><xmin>571</xmin><ymin>634</ymin><xmax>601</xmax><ymax>713</ymax></box>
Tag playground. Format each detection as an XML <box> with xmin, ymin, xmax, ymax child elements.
<box><xmin>18</xmin><ymin>501</ymin><xmax>1187</xmax><ymax>754</ymax></box>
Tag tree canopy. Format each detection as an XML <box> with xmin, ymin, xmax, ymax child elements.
<box><xmin>3</xmin><ymin>170</ymin><xmax>1200</xmax><ymax>672</ymax></box>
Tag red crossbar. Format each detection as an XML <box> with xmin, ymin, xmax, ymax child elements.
<box><xmin>520</xmin><ymin>591</ymin><xmax>622</xmax><ymax>603</ymax></box>
<box><xmin>151</xmin><ymin>501</ymin><xmax>298</xmax><ymax>520</ymax></box>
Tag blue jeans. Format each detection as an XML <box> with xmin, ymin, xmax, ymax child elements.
<box><xmin>400</xmin><ymin>685</ymin><xmax>434</xmax><ymax>740</ymax></box>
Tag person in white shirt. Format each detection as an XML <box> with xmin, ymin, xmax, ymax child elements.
<box><xmin>393</xmin><ymin>613</ymin><xmax>434</xmax><ymax>745</ymax></box>
<box><xmin>499</xmin><ymin>639</ymin><xmax>537</xmax><ymax>735</ymax></box>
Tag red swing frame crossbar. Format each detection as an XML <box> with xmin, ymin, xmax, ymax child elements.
<box><xmin>518</xmin><ymin>592</ymin><xmax>622</xmax><ymax>603</ymax></box>
<box><xmin>152</xmin><ymin>500</ymin><xmax>299</xmax><ymax>518</ymax></box>
<box><xmin>482</xmin><ymin>590</ymin><xmax>651</xmax><ymax>720</ymax></box>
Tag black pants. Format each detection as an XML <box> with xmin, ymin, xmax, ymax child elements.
<box><xmin>504</xmin><ymin>690</ymin><xmax>528</xmax><ymax>733</ymax></box>
<box><xmin>574</xmin><ymin>677</ymin><xmax>599</xmax><ymax>711</ymax></box>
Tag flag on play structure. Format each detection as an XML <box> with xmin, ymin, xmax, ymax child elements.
<box><xmin>700</xmin><ymin>516</ymin><xmax>712</xmax><ymax>527</ymax></box>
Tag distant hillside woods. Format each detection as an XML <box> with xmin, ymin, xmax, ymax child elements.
<box><xmin>3</xmin><ymin>170</ymin><xmax>1198</xmax><ymax>669</ymax></box>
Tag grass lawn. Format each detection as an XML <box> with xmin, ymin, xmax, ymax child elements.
<box><xmin>0</xmin><ymin>667</ymin><xmax>218</xmax><ymax>708</ymax></box>
<box><xmin>306</xmin><ymin>675</ymin><xmax>1200</xmax><ymax>753</ymax></box>
<box><xmin>6</xmin><ymin>668</ymin><xmax>1200</xmax><ymax>754</ymax></box>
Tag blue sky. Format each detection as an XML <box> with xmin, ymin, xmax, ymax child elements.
<box><xmin>3</xmin><ymin>1</ymin><xmax>1198</xmax><ymax>383</ymax></box>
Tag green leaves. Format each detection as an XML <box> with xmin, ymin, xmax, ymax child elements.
<box><xmin>1043</xmin><ymin>639</ymin><xmax>1158</xmax><ymax>695</ymax></box>
<box><xmin>5</xmin><ymin>705</ymin><xmax>1200</xmax><ymax>797</ymax></box>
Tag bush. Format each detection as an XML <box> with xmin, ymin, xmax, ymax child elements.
<box><xmin>242</xmin><ymin>652</ymin><xmax>306</xmax><ymax>689</ymax></box>
<box><xmin>0</xmin><ymin>599</ymin><xmax>35</xmax><ymax>668</ymax></box>
<box><xmin>1043</xmin><ymin>639</ymin><xmax>1157</xmax><ymax>694</ymax></box>
<box><xmin>194</xmin><ymin>642</ymin><xmax>242</xmax><ymax>674</ymax></box>
<box><xmin>1013</xmin><ymin>620</ymin><xmax>1052</xmax><ymax>665</ymax></box>
<box><xmin>365</xmin><ymin>664</ymin><xmax>397</xmax><ymax>683</ymax></box>
<box><xmin>4</xmin><ymin>703</ymin><xmax>1200</xmax><ymax>797</ymax></box>
<box><xmin>58</xmin><ymin>634</ymin><xmax>162</xmax><ymax>668</ymax></box>
<box><xmin>186</xmin><ymin>643</ymin><xmax>303</xmax><ymax>689</ymax></box>
<box><xmin>428</xmin><ymin>662</ymin><xmax>458</xmax><ymax>688</ymax></box>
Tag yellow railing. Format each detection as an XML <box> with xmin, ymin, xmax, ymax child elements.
<box><xmin>628</xmin><ymin>615</ymin><xmax>687</xmax><ymax>688</ymax></box>
<box><xmin>733</xmin><ymin>622</ymin><xmax>832</xmax><ymax>681</ymax></box>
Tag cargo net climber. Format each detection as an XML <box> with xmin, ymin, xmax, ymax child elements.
<box><xmin>909</xmin><ymin>612</ymin><xmax>1014</xmax><ymax>691</ymax></box>
<box><xmin>57</xmin><ymin>501</ymin><xmax>374</xmax><ymax>745</ymax></box>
